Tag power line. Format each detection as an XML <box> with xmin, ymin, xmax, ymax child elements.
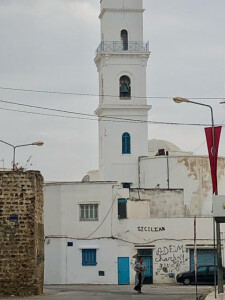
<box><xmin>0</xmin><ymin>86</ymin><xmax>224</xmax><ymax>101</ymax></box>
<box><xmin>0</xmin><ymin>85</ymin><xmax>163</xmax><ymax>99</ymax></box>
<box><xmin>86</xmin><ymin>192</ymin><xmax>118</xmax><ymax>239</ymax></box>
<box><xmin>1</xmin><ymin>99</ymin><xmax>225</xmax><ymax>127</ymax></box>
<box><xmin>45</xmin><ymin>235</ymin><xmax>217</xmax><ymax>245</ymax></box>
<box><xmin>0</xmin><ymin>99</ymin><xmax>146</xmax><ymax>124</ymax></box>
<box><xmin>0</xmin><ymin>107</ymin><xmax>98</xmax><ymax>121</ymax></box>
<box><xmin>0</xmin><ymin>106</ymin><xmax>141</xmax><ymax>123</ymax></box>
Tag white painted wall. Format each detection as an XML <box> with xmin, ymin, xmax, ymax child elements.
<box><xmin>97</xmin><ymin>112</ymin><xmax>149</xmax><ymax>184</ymax></box>
<box><xmin>117</xmin><ymin>217</ymin><xmax>225</xmax><ymax>284</ymax></box>
<box><xmin>140</xmin><ymin>156</ymin><xmax>225</xmax><ymax>216</ymax></box>
<box><xmin>128</xmin><ymin>189</ymin><xmax>184</xmax><ymax>219</ymax></box>
<box><xmin>44</xmin><ymin>182</ymin><xmax>119</xmax><ymax>284</ymax></box>
<box><xmin>44</xmin><ymin>184</ymin><xmax>63</xmax><ymax>235</ymax></box>
<box><xmin>44</xmin><ymin>182</ymin><xmax>225</xmax><ymax>285</ymax></box>
<box><xmin>44</xmin><ymin>182</ymin><xmax>118</xmax><ymax>239</ymax></box>
<box><xmin>101</xmin><ymin>0</ymin><xmax>143</xmax><ymax>11</ymax></box>
<box><xmin>45</xmin><ymin>237</ymin><xmax>118</xmax><ymax>284</ymax></box>
<box><xmin>100</xmin><ymin>0</ymin><xmax>144</xmax><ymax>42</ymax></box>
<box><xmin>95</xmin><ymin>55</ymin><xmax>149</xmax><ymax>105</ymax></box>
<box><xmin>45</xmin><ymin>237</ymin><xmax>67</xmax><ymax>284</ymax></box>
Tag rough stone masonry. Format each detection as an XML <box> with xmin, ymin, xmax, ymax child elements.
<box><xmin>0</xmin><ymin>170</ymin><xmax>44</xmax><ymax>296</ymax></box>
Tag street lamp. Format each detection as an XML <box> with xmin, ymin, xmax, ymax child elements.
<box><xmin>0</xmin><ymin>140</ymin><xmax>44</xmax><ymax>171</ymax></box>
<box><xmin>173</xmin><ymin>97</ymin><xmax>224</xmax><ymax>294</ymax></box>
<box><xmin>173</xmin><ymin>97</ymin><xmax>216</xmax><ymax>189</ymax></box>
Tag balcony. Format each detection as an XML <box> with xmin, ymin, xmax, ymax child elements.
<box><xmin>96</xmin><ymin>41</ymin><xmax>149</xmax><ymax>55</ymax></box>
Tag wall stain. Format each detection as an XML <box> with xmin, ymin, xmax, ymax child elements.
<box><xmin>178</xmin><ymin>157</ymin><xmax>225</xmax><ymax>216</ymax></box>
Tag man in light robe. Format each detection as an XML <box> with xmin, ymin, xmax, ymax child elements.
<box><xmin>134</xmin><ymin>257</ymin><xmax>146</xmax><ymax>294</ymax></box>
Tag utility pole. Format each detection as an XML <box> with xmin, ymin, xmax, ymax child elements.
<box><xmin>173</xmin><ymin>97</ymin><xmax>224</xmax><ymax>294</ymax></box>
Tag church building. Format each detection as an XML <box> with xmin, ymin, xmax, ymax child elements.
<box><xmin>44</xmin><ymin>0</ymin><xmax>225</xmax><ymax>285</ymax></box>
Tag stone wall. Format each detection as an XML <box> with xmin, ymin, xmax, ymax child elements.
<box><xmin>0</xmin><ymin>170</ymin><xmax>44</xmax><ymax>296</ymax></box>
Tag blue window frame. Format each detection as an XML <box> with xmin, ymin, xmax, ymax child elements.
<box><xmin>122</xmin><ymin>132</ymin><xmax>131</xmax><ymax>154</ymax></box>
<box><xmin>82</xmin><ymin>249</ymin><xmax>97</xmax><ymax>266</ymax></box>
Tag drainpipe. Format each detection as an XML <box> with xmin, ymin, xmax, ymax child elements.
<box><xmin>166</xmin><ymin>151</ymin><xmax>170</xmax><ymax>189</ymax></box>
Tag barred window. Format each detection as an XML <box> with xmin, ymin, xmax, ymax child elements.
<box><xmin>82</xmin><ymin>249</ymin><xmax>97</xmax><ymax>266</ymax></box>
<box><xmin>80</xmin><ymin>204</ymin><xmax>98</xmax><ymax>221</ymax></box>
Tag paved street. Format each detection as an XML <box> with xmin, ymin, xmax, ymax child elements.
<box><xmin>0</xmin><ymin>284</ymin><xmax>213</xmax><ymax>300</ymax></box>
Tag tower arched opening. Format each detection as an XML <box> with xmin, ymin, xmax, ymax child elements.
<box><xmin>120</xmin><ymin>75</ymin><xmax>131</xmax><ymax>99</ymax></box>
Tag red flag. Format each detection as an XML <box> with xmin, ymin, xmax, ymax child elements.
<box><xmin>204</xmin><ymin>126</ymin><xmax>222</xmax><ymax>194</ymax></box>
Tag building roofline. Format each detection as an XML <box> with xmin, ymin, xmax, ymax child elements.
<box><xmin>99</xmin><ymin>8</ymin><xmax>145</xmax><ymax>19</ymax></box>
<box><xmin>141</xmin><ymin>155</ymin><xmax>225</xmax><ymax>160</ymax></box>
<box><xmin>130</xmin><ymin>188</ymin><xmax>183</xmax><ymax>192</ymax></box>
<box><xmin>44</xmin><ymin>181</ymin><xmax>118</xmax><ymax>186</ymax></box>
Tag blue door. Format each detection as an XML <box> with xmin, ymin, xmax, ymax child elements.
<box><xmin>118</xmin><ymin>257</ymin><xmax>130</xmax><ymax>285</ymax></box>
<box><xmin>138</xmin><ymin>249</ymin><xmax>153</xmax><ymax>284</ymax></box>
<box><xmin>190</xmin><ymin>249</ymin><xmax>217</xmax><ymax>270</ymax></box>
<box><xmin>143</xmin><ymin>256</ymin><xmax>153</xmax><ymax>284</ymax></box>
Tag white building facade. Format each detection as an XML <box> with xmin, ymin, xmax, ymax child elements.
<box><xmin>95</xmin><ymin>0</ymin><xmax>151</xmax><ymax>185</ymax></box>
<box><xmin>44</xmin><ymin>177</ymin><xmax>225</xmax><ymax>285</ymax></box>
<box><xmin>44</xmin><ymin>0</ymin><xmax>225</xmax><ymax>286</ymax></box>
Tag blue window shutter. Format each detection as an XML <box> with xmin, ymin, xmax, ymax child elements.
<box><xmin>82</xmin><ymin>249</ymin><xmax>97</xmax><ymax>266</ymax></box>
<box><xmin>122</xmin><ymin>132</ymin><xmax>131</xmax><ymax>154</ymax></box>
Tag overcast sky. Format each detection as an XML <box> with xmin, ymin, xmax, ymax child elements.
<box><xmin>0</xmin><ymin>0</ymin><xmax>225</xmax><ymax>181</ymax></box>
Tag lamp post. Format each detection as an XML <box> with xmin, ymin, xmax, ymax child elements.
<box><xmin>0</xmin><ymin>140</ymin><xmax>44</xmax><ymax>171</ymax></box>
<box><xmin>173</xmin><ymin>97</ymin><xmax>224</xmax><ymax>295</ymax></box>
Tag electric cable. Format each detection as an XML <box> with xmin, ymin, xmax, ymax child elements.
<box><xmin>44</xmin><ymin>235</ymin><xmax>218</xmax><ymax>245</ymax></box>
<box><xmin>86</xmin><ymin>192</ymin><xmax>118</xmax><ymax>239</ymax></box>
<box><xmin>1</xmin><ymin>99</ymin><xmax>225</xmax><ymax>127</ymax></box>
<box><xmin>0</xmin><ymin>85</ymin><xmax>224</xmax><ymax>101</ymax></box>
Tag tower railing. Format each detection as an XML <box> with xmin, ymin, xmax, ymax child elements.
<box><xmin>96</xmin><ymin>41</ymin><xmax>149</xmax><ymax>55</ymax></box>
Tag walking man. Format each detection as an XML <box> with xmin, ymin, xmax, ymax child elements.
<box><xmin>134</xmin><ymin>257</ymin><xmax>146</xmax><ymax>294</ymax></box>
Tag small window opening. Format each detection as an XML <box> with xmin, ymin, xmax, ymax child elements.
<box><xmin>156</xmin><ymin>149</ymin><xmax>166</xmax><ymax>156</ymax></box>
<box><xmin>99</xmin><ymin>271</ymin><xmax>105</xmax><ymax>276</ymax></box>
<box><xmin>118</xmin><ymin>198</ymin><xmax>127</xmax><ymax>219</ymax></box>
<box><xmin>121</xmin><ymin>30</ymin><xmax>128</xmax><ymax>50</ymax></box>
<box><xmin>123</xmin><ymin>183</ymin><xmax>130</xmax><ymax>189</ymax></box>
<box><xmin>10</xmin><ymin>214</ymin><xmax>19</xmax><ymax>222</ymax></box>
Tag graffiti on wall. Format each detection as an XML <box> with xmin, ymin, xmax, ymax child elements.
<box><xmin>155</xmin><ymin>244</ymin><xmax>188</xmax><ymax>277</ymax></box>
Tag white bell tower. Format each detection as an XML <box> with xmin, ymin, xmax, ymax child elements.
<box><xmin>95</xmin><ymin>0</ymin><xmax>151</xmax><ymax>186</ymax></box>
